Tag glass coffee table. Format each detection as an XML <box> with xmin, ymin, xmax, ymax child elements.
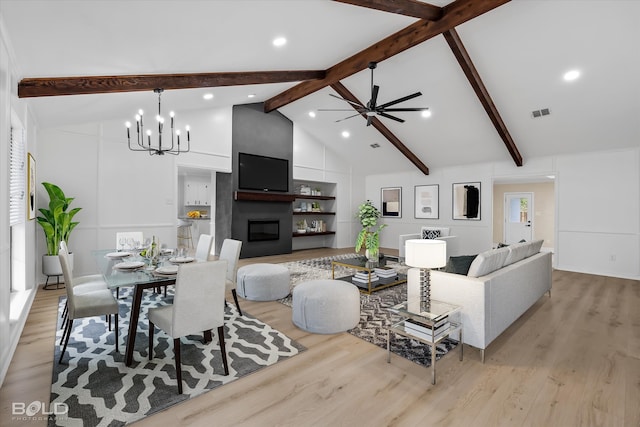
<box><xmin>332</xmin><ymin>256</ymin><xmax>407</xmax><ymax>294</ymax></box>
<box><xmin>387</xmin><ymin>299</ymin><xmax>463</xmax><ymax>385</ymax></box>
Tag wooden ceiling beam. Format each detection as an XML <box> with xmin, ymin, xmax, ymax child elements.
<box><xmin>17</xmin><ymin>70</ymin><xmax>326</xmax><ymax>98</ymax></box>
<box><xmin>331</xmin><ymin>82</ymin><xmax>430</xmax><ymax>175</ymax></box>
<box><xmin>332</xmin><ymin>0</ymin><xmax>443</xmax><ymax>21</ymax></box>
<box><xmin>264</xmin><ymin>0</ymin><xmax>510</xmax><ymax>112</ymax></box>
<box><xmin>443</xmin><ymin>28</ymin><xmax>523</xmax><ymax>166</ymax></box>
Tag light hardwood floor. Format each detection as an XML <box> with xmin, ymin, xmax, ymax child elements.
<box><xmin>1</xmin><ymin>247</ymin><xmax>639</xmax><ymax>426</ymax></box>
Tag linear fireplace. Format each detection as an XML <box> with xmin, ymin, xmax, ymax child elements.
<box><xmin>248</xmin><ymin>219</ymin><xmax>280</xmax><ymax>242</ymax></box>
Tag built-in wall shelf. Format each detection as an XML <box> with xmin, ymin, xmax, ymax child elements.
<box><xmin>293</xmin><ymin>211</ymin><xmax>335</xmax><ymax>215</ymax></box>
<box><xmin>234</xmin><ymin>191</ymin><xmax>295</xmax><ymax>202</ymax></box>
<box><xmin>292</xmin><ymin>231</ymin><xmax>336</xmax><ymax>238</ymax></box>
<box><xmin>294</xmin><ymin>194</ymin><xmax>336</xmax><ymax>201</ymax></box>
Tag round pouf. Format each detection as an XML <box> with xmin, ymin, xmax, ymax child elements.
<box><xmin>236</xmin><ymin>263</ymin><xmax>291</xmax><ymax>301</ymax></box>
<box><xmin>292</xmin><ymin>279</ymin><xmax>361</xmax><ymax>334</ymax></box>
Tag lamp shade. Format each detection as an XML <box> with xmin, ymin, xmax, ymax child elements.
<box><xmin>405</xmin><ymin>239</ymin><xmax>446</xmax><ymax>269</ymax></box>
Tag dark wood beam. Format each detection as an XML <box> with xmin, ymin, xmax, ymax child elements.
<box><xmin>264</xmin><ymin>0</ymin><xmax>510</xmax><ymax>112</ymax></box>
<box><xmin>331</xmin><ymin>82</ymin><xmax>430</xmax><ymax>175</ymax></box>
<box><xmin>17</xmin><ymin>70</ymin><xmax>326</xmax><ymax>98</ymax></box>
<box><xmin>442</xmin><ymin>28</ymin><xmax>523</xmax><ymax>166</ymax></box>
<box><xmin>332</xmin><ymin>0</ymin><xmax>443</xmax><ymax>21</ymax></box>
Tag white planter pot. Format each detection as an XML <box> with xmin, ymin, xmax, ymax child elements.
<box><xmin>42</xmin><ymin>253</ymin><xmax>73</xmax><ymax>277</ymax></box>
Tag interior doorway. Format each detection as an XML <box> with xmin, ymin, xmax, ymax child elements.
<box><xmin>504</xmin><ymin>192</ymin><xmax>533</xmax><ymax>244</ymax></box>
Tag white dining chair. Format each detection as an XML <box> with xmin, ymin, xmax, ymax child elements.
<box><xmin>58</xmin><ymin>247</ymin><xmax>119</xmax><ymax>363</ymax></box>
<box><xmin>194</xmin><ymin>234</ymin><xmax>214</xmax><ymax>261</ymax></box>
<box><xmin>218</xmin><ymin>239</ymin><xmax>243</xmax><ymax>316</ymax></box>
<box><xmin>147</xmin><ymin>260</ymin><xmax>229</xmax><ymax>394</ymax></box>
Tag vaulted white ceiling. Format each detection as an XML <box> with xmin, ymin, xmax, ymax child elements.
<box><xmin>2</xmin><ymin>0</ymin><xmax>639</xmax><ymax>175</ymax></box>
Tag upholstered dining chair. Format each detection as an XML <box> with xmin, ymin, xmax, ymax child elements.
<box><xmin>194</xmin><ymin>234</ymin><xmax>214</xmax><ymax>261</ymax></box>
<box><xmin>218</xmin><ymin>238</ymin><xmax>243</xmax><ymax>316</ymax></box>
<box><xmin>147</xmin><ymin>260</ymin><xmax>229</xmax><ymax>394</ymax></box>
<box><xmin>58</xmin><ymin>247</ymin><xmax>119</xmax><ymax>363</ymax></box>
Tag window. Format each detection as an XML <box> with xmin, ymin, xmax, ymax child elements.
<box><xmin>9</xmin><ymin>126</ymin><xmax>25</xmax><ymax>226</ymax></box>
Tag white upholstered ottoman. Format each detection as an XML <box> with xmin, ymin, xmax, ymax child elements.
<box><xmin>236</xmin><ymin>263</ymin><xmax>290</xmax><ymax>301</ymax></box>
<box><xmin>292</xmin><ymin>279</ymin><xmax>360</xmax><ymax>334</ymax></box>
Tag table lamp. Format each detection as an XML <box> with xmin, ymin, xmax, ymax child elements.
<box><xmin>405</xmin><ymin>239</ymin><xmax>447</xmax><ymax>311</ymax></box>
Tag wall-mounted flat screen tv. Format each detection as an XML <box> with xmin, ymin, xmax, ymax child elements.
<box><xmin>238</xmin><ymin>152</ymin><xmax>289</xmax><ymax>192</ymax></box>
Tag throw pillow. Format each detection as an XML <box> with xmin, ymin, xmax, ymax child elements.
<box><xmin>497</xmin><ymin>242</ymin><xmax>509</xmax><ymax>248</ymax></box>
<box><xmin>422</xmin><ymin>229</ymin><xmax>441</xmax><ymax>239</ymax></box>
<box><xmin>444</xmin><ymin>255</ymin><xmax>477</xmax><ymax>275</ymax></box>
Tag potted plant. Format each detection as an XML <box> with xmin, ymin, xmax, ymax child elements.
<box><xmin>296</xmin><ymin>219</ymin><xmax>307</xmax><ymax>233</ymax></box>
<box><xmin>36</xmin><ymin>182</ymin><xmax>81</xmax><ymax>277</ymax></box>
<box><xmin>355</xmin><ymin>200</ymin><xmax>386</xmax><ymax>262</ymax></box>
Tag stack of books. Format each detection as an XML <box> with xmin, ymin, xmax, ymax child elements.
<box><xmin>404</xmin><ymin>316</ymin><xmax>450</xmax><ymax>342</ymax></box>
<box><xmin>374</xmin><ymin>266</ymin><xmax>398</xmax><ymax>283</ymax></box>
<box><xmin>352</xmin><ymin>271</ymin><xmax>379</xmax><ymax>286</ymax></box>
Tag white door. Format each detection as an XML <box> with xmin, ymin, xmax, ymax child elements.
<box><xmin>504</xmin><ymin>193</ymin><xmax>533</xmax><ymax>244</ymax></box>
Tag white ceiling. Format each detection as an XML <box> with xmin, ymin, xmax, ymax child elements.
<box><xmin>2</xmin><ymin>0</ymin><xmax>639</xmax><ymax>175</ymax></box>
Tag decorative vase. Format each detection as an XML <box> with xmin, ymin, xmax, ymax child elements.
<box><xmin>366</xmin><ymin>247</ymin><xmax>379</xmax><ymax>263</ymax></box>
<box><xmin>43</xmin><ymin>252</ymin><xmax>73</xmax><ymax>277</ymax></box>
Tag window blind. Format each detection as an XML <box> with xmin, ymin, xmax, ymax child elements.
<box><xmin>9</xmin><ymin>126</ymin><xmax>25</xmax><ymax>226</ymax></box>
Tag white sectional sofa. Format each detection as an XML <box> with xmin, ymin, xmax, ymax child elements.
<box><xmin>429</xmin><ymin>240</ymin><xmax>551</xmax><ymax>362</ymax></box>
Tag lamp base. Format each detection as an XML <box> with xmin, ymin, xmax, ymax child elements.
<box><xmin>419</xmin><ymin>268</ymin><xmax>431</xmax><ymax>312</ymax></box>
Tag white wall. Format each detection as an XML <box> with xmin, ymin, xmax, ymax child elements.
<box><xmin>366</xmin><ymin>148</ymin><xmax>640</xmax><ymax>280</ymax></box>
<box><xmin>36</xmin><ymin>107</ymin><xmax>233</xmax><ymax>279</ymax></box>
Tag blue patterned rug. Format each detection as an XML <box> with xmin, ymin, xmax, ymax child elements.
<box><xmin>48</xmin><ymin>287</ymin><xmax>304</xmax><ymax>426</ymax></box>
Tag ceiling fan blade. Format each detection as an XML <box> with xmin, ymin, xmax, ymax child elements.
<box><xmin>329</xmin><ymin>93</ymin><xmax>365</xmax><ymax>108</ymax></box>
<box><xmin>381</xmin><ymin>108</ymin><xmax>429</xmax><ymax>112</ymax></box>
<box><xmin>369</xmin><ymin>85</ymin><xmax>379</xmax><ymax>110</ymax></box>
<box><xmin>376</xmin><ymin>91</ymin><xmax>422</xmax><ymax>110</ymax></box>
<box><xmin>335</xmin><ymin>112</ymin><xmax>364</xmax><ymax>123</ymax></box>
<box><xmin>377</xmin><ymin>112</ymin><xmax>405</xmax><ymax>123</ymax></box>
<box><xmin>318</xmin><ymin>108</ymin><xmax>366</xmax><ymax>111</ymax></box>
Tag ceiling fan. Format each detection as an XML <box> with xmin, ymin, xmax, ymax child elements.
<box><xmin>319</xmin><ymin>62</ymin><xmax>429</xmax><ymax>126</ymax></box>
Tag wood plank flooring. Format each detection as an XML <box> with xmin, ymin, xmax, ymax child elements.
<box><xmin>1</xmin><ymin>248</ymin><xmax>638</xmax><ymax>426</ymax></box>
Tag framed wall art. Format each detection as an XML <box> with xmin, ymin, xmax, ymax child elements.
<box><xmin>381</xmin><ymin>187</ymin><xmax>402</xmax><ymax>218</ymax></box>
<box><xmin>414</xmin><ymin>184</ymin><xmax>439</xmax><ymax>219</ymax></box>
<box><xmin>27</xmin><ymin>153</ymin><xmax>36</xmax><ymax>220</ymax></box>
<box><xmin>452</xmin><ymin>182</ymin><xmax>481</xmax><ymax>220</ymax></box>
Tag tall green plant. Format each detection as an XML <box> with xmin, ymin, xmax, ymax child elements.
<box><xmin>36</xmin><ymin>182</ymin><xmax>81</xmax><ymax>255</ymax></box>
<box><xmin>355</xmin><ymin>200</ymin><xmax>386</xmax><ymax>253</ymax></box>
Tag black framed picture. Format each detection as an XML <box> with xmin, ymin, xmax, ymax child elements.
<box><xmin>381</xmin><ymin>187</ymin><xmax>401</xmax><ymax>218</ymax></box>
<box><xmin>452</xmin><ymin>182</ymin><xmax>481</xmax><ymax>220</ymax></box>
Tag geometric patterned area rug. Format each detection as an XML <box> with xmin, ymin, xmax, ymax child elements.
<box><xmin>48</xmin><ymin>287</ymin><xmax>305</xmax><ymax>427</ymax></box>
<box><xmin>278</xmin><ymin>254</ymin><xmax>458</xmax><ymax>368</ymax></box>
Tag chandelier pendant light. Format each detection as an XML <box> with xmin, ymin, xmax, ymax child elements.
<box><xmin>125</xmin><ymin>88</ymin><xmax>190</xmax><ymax>155</ymax></box>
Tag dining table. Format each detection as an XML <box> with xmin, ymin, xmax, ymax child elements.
<box><xmin>92</xmin><ymin>249</ymin><xmax>195</xmax><ymax>366</ymax></box>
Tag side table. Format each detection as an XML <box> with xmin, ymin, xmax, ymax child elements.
<box><xmin>387</xmin><ymin>299</ymin><xmax>463</xmax><ymax>385</ymax></box>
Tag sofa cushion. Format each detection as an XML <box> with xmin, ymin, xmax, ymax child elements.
<box><xmin>504</xmin><ymin>242</ymin><xmax>530</xmax><ymax>266</ymax></box>
<box><xmin>444</xmin><ymin>255</ymin><xmax>477</xmax><ymax>275</ymax></box>
<box><xmin>526</xmin><ymin>239</ymin><xmax>544</xmax><ymax>257</ymax></box>
<box><xmin>422</xmin><ymin>229</ymin><xmax>441</xmax><ymax>239</ymax></box>
<box><xmin>467</xmin><ymin>247</ymin><xmax>510</xmax><ymax>278</ymax></box>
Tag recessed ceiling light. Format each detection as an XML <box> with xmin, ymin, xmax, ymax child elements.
<box><xmin>421</xmin><ymin>110</ymin><xmax>432</xmax><ymax>118</ymax></box>
<box><xmin>203</xmin><ymin>93</ymin><xmax>214</xmax><ymax>100</ymax></box>
<box><xmin>563</xmin><ymin>70</ymin><xmax>580</xmax><ymax>81</ymax></box>
<box><xmin>308</xmin><ymin>111</ymin><xmax>316</xmax><ymax>118</ymax></box>
<box><xmin>341</xmin><ymin>131</ymin><xmax>350</xmax><ymax>138</ymax></box>
<box><xmin>273</xmin><ymin>37</ymin><xmax>287</xmax><ymax>47</ymax></box>
<box><xmin>247</xmin><ymin>94</ymin><xmax>256</xmax><ymax>98</ymax></box>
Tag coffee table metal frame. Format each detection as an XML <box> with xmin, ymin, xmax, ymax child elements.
<box><xmin>387</xmin><ymin>299</ymin><xmax>463</xmax><ymax>385</ymax></box>
<box><xmin>331</xmin><ymin>257</ymin><xmax>407</xmax><ymax>294</ymax></box>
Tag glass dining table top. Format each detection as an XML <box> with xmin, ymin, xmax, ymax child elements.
<box><xmin>92</xmin><ymin>249</ymin><xmax>178</xmax><ymax>289</ymax></box>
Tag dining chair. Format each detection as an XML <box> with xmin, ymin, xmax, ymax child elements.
<box><xmin>115</xmin><ymin>231</ymin><xmax>144</xmax><ymax>250</ymax></box>
<box><xmin>194</xmin><ymin>234</ymin><xmax>214</xmax><ymax>261</ymax></box>
<box><xmin>218</xmin><ymin>239</ymin><xmax>243</xmax><ymax>316</ymax></box>
<box><xmin>58</xmin><ymin>247</ymin><xmax>119</xmax><ymax>363</ymax></box>
<box><xmin>148</xmin><ymin>260</ymin><xmax>229</xmax><ymax>394</ymax></box>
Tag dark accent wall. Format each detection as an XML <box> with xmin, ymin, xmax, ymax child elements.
<box><xmin>230</xmin><ymin>103</ymin><xmax>293</xmax><ymax>258</ymax></box>
<box><xmin>214</xmin><ymin>172</ymin><xmax>232</xmax><ymax>255</ymax></box>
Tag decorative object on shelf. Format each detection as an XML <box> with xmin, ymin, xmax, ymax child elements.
<box><xmin>125</xmin><ymin>88</ymin><xmax>190</xmax><ymax>156</ymax></box>
<box><xmin>355</xmin><ymin>200</ymin><xmax>386</xmax><ymax>263</ymax></box>
<box><xmin>405</xmin><ymin>239</ymin><xmax>447</xmax><ymax>311</ymax></box>
<box><xmin>414</xmin><ymin>184</ymin><xmax>439</xmax><ymax>219</ymax></box>
<box><xmin>452</xmin><ymin>182</ymin><xmax>481</xmax><ymax>220</ymax></box>
<box><xmin>381</xmin><ymin>187</ymin><xmax>402</xmax><ymax>217</ymax></box>
<box><xmin>296</xmin><ymin>220</ymin><xmax>306</xmax><ymax>233</ymax></box>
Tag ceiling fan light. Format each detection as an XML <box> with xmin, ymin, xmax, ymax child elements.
<box><xmin>421</xmin><ymin>110</ymin><xmax>432</xmax><ymax>118</ymax></box>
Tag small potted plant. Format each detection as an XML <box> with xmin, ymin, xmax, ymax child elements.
<box><xmin>36</xmin><ymin>182</ymin><xmax>81</xmax><ymax>277</ymax></box>
<box><xmin>296</xmin><ymin>219</ymin><xmax>307</xmax><ymax>233</ymax></box>
<box><xmin>355</xmin><ymin>200</ymin><xmax>386</xmax><ymax>262</ymax></box>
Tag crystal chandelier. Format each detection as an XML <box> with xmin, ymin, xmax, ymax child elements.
<box><xmin>125</xmin><ymin>88</ymin><xmax>190</xmax><ymax>155</ymax></box>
